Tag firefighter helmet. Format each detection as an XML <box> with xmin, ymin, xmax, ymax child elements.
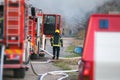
<box><xmin>55</xmin><ymin>29</ymin><xmax>60</xmax><ymax>33</ymax></box>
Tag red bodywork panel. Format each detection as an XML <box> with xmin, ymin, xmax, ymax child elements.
<box><xmin>3</xmin><ymin>0</ymin><xmax>27</xmax><ymax>68</ymax></box>
<box><xmin>4</xmin><ymin>64</ymin><xmax>27</xmax><ymax>69</ymax></box>
<box><xmin>4</xmin><ymin>0</ymin><xmax>25</xmax><ymax>44</ymax></box>
<box><xmin>81</xmin><ymin>14</ymin><xmax>120</xmax><ymax>80</ymax></box>
<box><xmin>83</xmin><ymin>14</ymin><xmax>120</xmax><ymax>61</ymax></box>
<box><xmin>28</xmin><ymin>16</ymin><xmax>36</xmax><ymax>45</ymax></box>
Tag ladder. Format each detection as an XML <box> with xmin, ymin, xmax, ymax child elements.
<box><xmin>28</xmin><ymin>18</ymin><xmax>34</xmax><ymax>39</ymax></box>
<box><xmin>6</xmin><ymin>0</ymin><xmax>21</xmax><ymax>47</ymax></box>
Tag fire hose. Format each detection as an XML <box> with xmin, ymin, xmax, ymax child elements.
<box><xmin>29</xmin><ymin>48</ymin><xmax>80</xmax><ymax>80</ymax></box>
<box><xmin>39</xmin><ymin>69</ymin><xmax>78</xmax><ymax>80</ymax></box>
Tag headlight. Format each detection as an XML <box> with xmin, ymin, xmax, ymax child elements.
<box><xmin>7</xmin><ymin>54</ymin><xmax>20</xmax><ymax>60</ymax></box>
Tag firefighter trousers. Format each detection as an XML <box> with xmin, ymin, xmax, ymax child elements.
<box><xmin>53</xmin><ymin>46</ymin><xmax>60</xmax><ymax>59</ymax></box>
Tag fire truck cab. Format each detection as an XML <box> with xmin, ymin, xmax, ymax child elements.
<box><xmin>41</xmin><ymin>14</ymin><xmax>62</xmax><ymax>37</ymax></box>
<box><xmin>40</xmin><ymin>14</ymin><xmax>62</xmax><ymax>56</ymax></box>
<box><xmin>30</xmin><ymin>13</ymin><xmax>62</xmax><ymax>58</ymax></box>
<box><xmin>23</xmin><ymin>6</ymin><xmax>62</xmax><ymax>59</ymax></box>
<box><xmin>78</xmin><ymin>14</ymin><xmax>120</xmax><ymax>80</ymax></box>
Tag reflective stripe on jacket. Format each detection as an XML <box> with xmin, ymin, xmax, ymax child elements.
<box><xmin>50</xmin><ymin>33</ymin><xmax>63</xmax><ymax>47</ymax></box>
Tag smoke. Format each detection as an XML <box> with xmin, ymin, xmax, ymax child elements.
<box><xmin>1</xmin><ymin>0</ymin><xmax>109</xmax><ymax>26</ymax></box>
<box><xmin>29</xmin><ymin>0</ymin><xmax>109</xmax><ymax>32</ymax></box>
<box><xmin>29</xmin><ymin>0</ymin><xmax>108</xmax><ymax>22</ymax></box>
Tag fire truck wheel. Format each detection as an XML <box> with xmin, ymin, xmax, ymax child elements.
<box><xmin>39</xmin><ymin>50</ymin><xmax>45</xmax><ymax>57</ymax></box>
<box><xmin>39</xmin><ymin>53</ymin><xmax>45</xmax><ymax>57</ymax></box>
<box><xmin>30</xmin><ymin>53</ymin><xmax>38</xmax><ymax>60</ymax></box>
<box><xmin>14</xmin><ymin>68</ymin><xmax>25</xmax><ymax>78</ymax></box>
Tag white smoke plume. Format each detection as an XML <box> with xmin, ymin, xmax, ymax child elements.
<box><xmin>29</xmin><ymin>0</ymin><xmax>109</xmax><ymax>34</ymax></box>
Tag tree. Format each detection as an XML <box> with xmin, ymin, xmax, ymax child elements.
<box><xmin>95</xmin><ymin>0</ymin><xmax>120</xmax><ymax>13</ymax></box>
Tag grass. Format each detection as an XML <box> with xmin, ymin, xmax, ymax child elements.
<box><xmin>65</xmin><ymin>45</ymin><xmax>75</xmax><ymax>53</ymax></box>
<box><xmin>64</xmin><ymin>72</ymin><xmax>78</xmax><ymax>80</ymax></box>
<box><xmin>65</xmin><ymin>44</ymin><xmax>80</xmax><ymax>58</ymax></box>
<box><xmin>65</xmin><ymin>53</ymin><xmax>80</xmax><ymax>58</ymax></box>
<box><xmin>65</xmin><ymin>40</ymin><xmax>82</xmax><ymax>57</ymax></box>
<box><xmin>53</xmin><ymin>59</ymin><xmax>79</xmax><ymax>80</ymax></box>
<box><xmin>53</xmin><ymin>58</ymin><xmax>79</xmax><ymax>70</ymax></box>
<box><xmin>53</xmin><ymin>60</ymin><xmax>71</xmax><ymax>70</ymax></box>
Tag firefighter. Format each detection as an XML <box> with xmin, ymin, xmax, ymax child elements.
<box><xmin>50</xmin><ymin>29</ymin><xmax>63</xmax><ymax>60</ymax></box>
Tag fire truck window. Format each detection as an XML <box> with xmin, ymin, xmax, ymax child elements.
<box><xmin>58</xmin><ymin>16</ymin><xmax>60</xmax><ymax>25</ymax></box>
<box><xmin>8</xmin><ymin>3</ymin><xmax>19</xmax><ymax>7</ymax></box>
<box><xmin>44</xmin><ymin>15</ymin><xmax>56</xmax><ymax>35</ymax></box>
<box><xmin>57</xmin><ymin>16</ymin><xmax>60</xmax><ymax>29</ymax></box>
<box><xmin>0</xmin><ymin>19</ymin><xmax>3</xmax><ymax>38</ymax></box>
<box><xmin>99</xmin><ymin>19</ymin><xmax>108</xmax><ymax>29</ymax></box>
<box><xmin>44</xmin><ymin>15</ymin><xmax>55</xmax><ymax>24</ymax></box>
<box><xmin>0</xmin><ymin>5</ymin><xmax>3</xmax><ymax>39</ymax></box>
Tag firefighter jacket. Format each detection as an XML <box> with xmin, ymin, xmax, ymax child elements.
<box><xmin>50</xmin><ymin>33</ymin><xmax>63</xmax><ymax>47</ymax></box>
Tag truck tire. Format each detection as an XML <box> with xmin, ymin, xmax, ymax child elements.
<box><xmin>14</xmin><ymin>68</ymin><xmax>25</xmax><ymax>78</ymax></box>
<box><xmin>39</xmin><ymin>51</ymin><xmax>45</xmax><ymax>57</ymax></box>
<box><xmin>30</xmin><ymin>53</ymin><xmax>38</xmax><ymax>60</ymax></box>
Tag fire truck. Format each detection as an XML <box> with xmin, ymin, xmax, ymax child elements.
<box><xmin>0</xmin><ymin>0</ymin><xmax>32</xmax><ymax>78</ymax></box>
<box><xmin>40</xmin><ymin>13</ymin><xmax>62</xmax><ymax>50</ymax></box>
<box><xmin>29</xmin><ymin>12</ymin><xmax>62</xmax><ymax>59</ymax></box>
<box><xmin>78</xmin><ymin>14</ymin><xmax>120</xmax><ymax>80</ymax></box>
<box><xmin>27</xmin><ymin>9</ymin><xmax>43</xmax><ymax>59</ymax></box>
<box><xmin>0</xmin><ymin>0</ymin><xmax>62</xmax><ymax>78</ymax></box>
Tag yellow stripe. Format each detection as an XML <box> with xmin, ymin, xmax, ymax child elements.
<box><xmin>5</xmin><ymin>49</ymin><xmax>22</xmax><ymax>55</ymax></box>
<box><xmin>5</xmin><ymin>49</ymin><xmax>13</xmax><ymax>54</ymax></box>
<box><xmin>15</xmin><ymin>49</ymin><xmax>21</xmax><ymax>54</ymax></box>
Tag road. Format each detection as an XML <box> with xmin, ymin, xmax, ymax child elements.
<box><xmin>3</xmin><ymin>37</ymin><xmax>76</xmax><ymax>80</ymax></box>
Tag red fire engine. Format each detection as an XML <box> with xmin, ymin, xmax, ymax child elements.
<box><xmin>27</xmin><ymin>11</ymin><xmax>42</xmax><ymax>59</ymax></box>
<box><xmin>0</xmin><ymin>0</ymin><xmax>62</xmax><ymax>78</ymax></box>
<box><xmin>0</xmin><ymin>0</ymin><xmax>31</xmax><ymax>78</ymax></box>
<box><xmin>78</xmin><ymin>14</ymin><xmax>120</xmax><ymax>80</ymax></box>
<box><xmin>29</xmin><ymin>12</ymin><xmax>62</xmax><ymax>59</ymax></box>
<box><xmin>39</xmin><ymin>13</ymin><xmax>62</xmax><ymax>56</ymax></box>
